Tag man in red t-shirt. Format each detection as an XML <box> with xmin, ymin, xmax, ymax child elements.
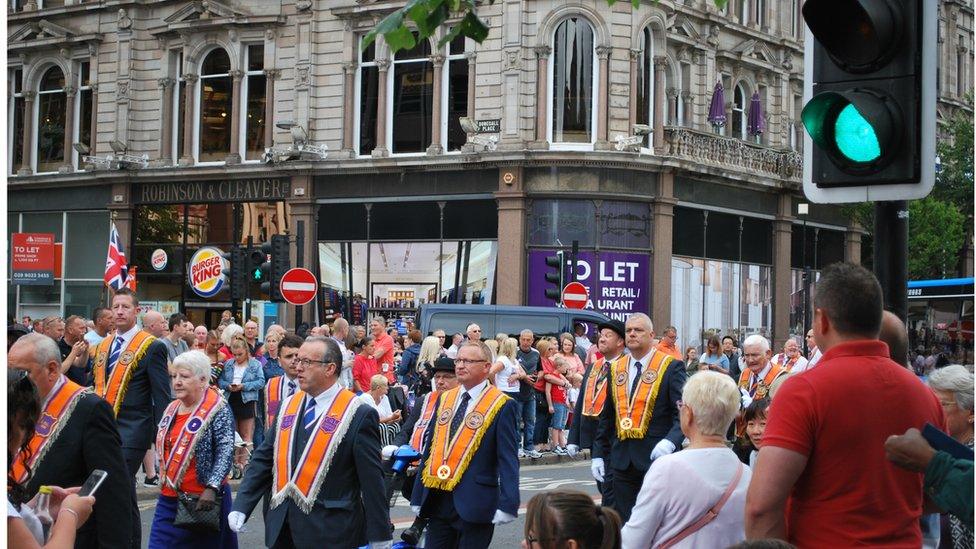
<box><xmin>370</xmin><ymin>317</ymin><xmax>396</xmax><ymax>384</ymax></box>
<box><xmin>746</xmin><ymin>263</ymin><xmax>945</xmax><ymax>548</ymax></box>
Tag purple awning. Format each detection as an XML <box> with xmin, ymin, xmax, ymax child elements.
<box><xmin>708</xmin><ymin>81</ymin><xmax>726</xmax><ymax>127</ymax></box>
<box><xmin>747</xmin><ymin>91</ymin><xmax>765</xmax><ymax>136</ymax></box>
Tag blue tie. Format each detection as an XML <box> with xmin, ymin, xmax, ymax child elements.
<box><xmin>287</xmin><ymin>380</ymin><xmax>296</xmax><ymax>397</ymax></box>
<box><xmin>449</xmin><ymin>392</ymin><xmax>471</xmax><ymax>439</ymax></box>
<box><xmin>107</xmin><ymin>336</ymin><xmax>125</xmax><ymax>373</ymax></box>
<box><xmin>630</xmin><ymin>362</ymin><xmax>643</xmax><ymax>398</ymax></box>
<box><xmin>303</xmin><ymin>398</ymin><xmax>317</xmax><ymax>435</ymax></box>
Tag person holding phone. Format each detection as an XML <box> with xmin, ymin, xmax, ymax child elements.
<box><xmin>218</xmin><ymin>335</ymin><xmax>265</xmax><ymax>472</ymax></box>
<box><xmin>8</xmin><ymin>334</ymin><xmax>132</xmax><ymax>548</ymax></box>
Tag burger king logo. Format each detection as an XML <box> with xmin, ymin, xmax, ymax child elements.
<box><xmin>151</xmin><ymin>248</ymin><xmax>168</xmax><ymax>271</ymax></box>
<box><xmin>188</xmin><ymin>247</ymin><xmax>227</xmax><ymax>298</ymax></box>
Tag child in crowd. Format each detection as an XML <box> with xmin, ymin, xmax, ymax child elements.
<box><xmin>547</xmin><ymin>356</ymin><xmax>571</xmax><ymax>455</ymax></box>
<box><xmin>743</xmin><ymin>398</ymin><xmax>770</xmax><ymax>468</ymax></box>
<box><xmin>565</xmin><ymin>372</ymin><xmax>583</xmax><ymax>444</ymax></box>
<box><xmin>524</xmin><ymin>490</ymin><xmax>622</xmax><ymax>549</ymax></box>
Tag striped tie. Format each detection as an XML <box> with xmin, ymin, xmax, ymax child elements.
<box><xmin>303</xmin><ymin>398</ymin><xmax>317</xmax><ymax>435</ymax></box>
<box><xmin>287</xmin><ymin>380</ymin><xmax>296</xmax><ymax>397</ymax></box>
<box><xmin>107</xmin><ymin>336</ymin><xmax>125</xmax><ymax>373</ymax></box>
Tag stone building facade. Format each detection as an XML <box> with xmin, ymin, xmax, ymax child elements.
<box><xmin>6</xmin><ymin>0</ymin><xmax>971</xmax><ymax>349</ymax></box>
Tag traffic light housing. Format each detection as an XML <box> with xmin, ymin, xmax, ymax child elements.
<box><xmin>544</xmin><ymin>251</ymin><xmax>565</xmax><ymax>302</ymax></box>
<box><xmin>221</xmin><ymin>247</ymin><xmax>247</xmax><ymax>302</ymax></box>
<box><xmin>801</xmin><ymin>0</ymin><xmax>935</xmax><ymax>202</ymax></box>
<box><xmin>258</xmin><ymin>234</ymin><xmax>290</xmax><ymax>302</ymax></box>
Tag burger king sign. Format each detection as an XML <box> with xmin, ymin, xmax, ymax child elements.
<box><xmin>188</xmin><ymin>247</ymin><xmax>228</xmax><ymax>298</ymax></box>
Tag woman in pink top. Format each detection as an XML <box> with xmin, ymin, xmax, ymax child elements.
<box><xmin>558</xmin><ymin>333</ymin><xmax>585</xmax><ymax>376</ymax></box>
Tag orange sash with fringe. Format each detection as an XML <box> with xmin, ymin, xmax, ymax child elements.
<box><xmin>92</xmin><ymin>331</ymin><xmax>156</xmax><ymax>415</ymax></box>
<box><xmin>410</xmin><ymin>391</ymin><xmax>440</xmax><ymax>452</ymax></box>
<box><xmin>422</xmin><ymin>385</ymin><xmax>509</xmax><ymax>491</ymax></box>
<box><xmin>738</xmin><ymin>364</ymin><xmax>787</xmax><ymax>400</ymax></box>
<box><xmin>12</xmin><ymin>378</ymin><xmax>89</xmax><ymax>483</ymax></box>
<box><xmin>156</xmin><ymin>388</ymin><xmax>225</xmax><ymax>491</ymax></box>
<box><xmin>610</xmin><ymin>352</ymin><xmax>672</xmax><ymax>440</ymax></box>
<box><xmin>582</xmin><ymin>357</ymin><xmax>612</xmax><ymax>417</ymax></box>
<box><xmin>266</xmin><ymin>376</ymin><xmax>297</xmax><ymax>424</ymax></box>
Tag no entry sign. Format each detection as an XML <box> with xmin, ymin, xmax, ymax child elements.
<box><xmin>280</xmin><ymin>268</ymin><xmax>317</xmax><ymax>305</ymax></box>
<box><xmin>562</xmin><ymin>281</ymin><xmax>589</xmax><ymax>310</ymax></box>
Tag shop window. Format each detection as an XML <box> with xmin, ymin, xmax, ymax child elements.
<box><xmin>64</xmin><ymin>212</ymin><xmax>109</xmax><ymax>278</ymax></box>
<box><xmin>36</xmin><ymin>66</ymin><xmax>66</xmax><ymax>173</ymax></box>
<box><xmin>20</xmin><ymin>284</ymin><xmax>61</xmax><ymax>306</ymax></box>
<box><xmin>635</xmin><ymin>27</ymin><xmax>653</xmax><ymax>147</ymax></box>
<box><xmin>529</xmin><ymin>200</ymin><xmax>597</xmax><ymax>247</ymax></box>
<box><xmin>198</xmin><ymin>48</ymin><xmax>233</xmax><ymax>163</ymax></box>
<box><xmin>444</xmin><ymin>35</ymin><xmax>469</xmax><ymax>152</ymax></box>
<box><xmin>64</xmin><ymin>281</ymin><xmax>105</xmax><ymax>319</ymax></box>
<box><xmin>358</xmin><ymin>39</ymin><xmax>379</xmax><ymax>156</ymax></box>
<box><xmin>443</xmin><ymin>200</ymin><xmax>498</xmax><ymax>240</ymax></box>
<box><xmin>172</xmin><ymin>51</ymin><xmax>186</xmax><ymax>163</ymax></box>
<box><xmin>21</xmin><ymin>211</ymin><xmax>63</xmax><ymax>240</ymax></box>
<box><xmin>77</xmin><ymin>62</ymin><xmax>93</xmax><ymax>167</ymax></box>
<box><xmin>600</xmin><ymin>201</ymin><xmax>651</xmax><ymax>249</ymax></box>
<box><xmin>551</xmin><ymin>17</ymin><xmax>596</xmax><ymax>145</ymax></box>
<box><xmin>741</xmin><ymin>216</ymin><xmax>772</xmax><ymax>265</ymax></box>
<box><xmin>8</xmin><ymin>67</ymin><xmax>24</xmax><ymax>174</ymax></box>
<box><xmin>244</xmin><ymin>45</ymin><xmax>266</xmax><ymax>161</ymax></box>
<box><xmin>731</xmin><ymin>83</ymin><xmax>747</xmax><ymax>140</ymax></box>
<box><xmin>370</xmin><ymin>202</ymin><xmax>440</xmax><ymax>240</ymax></box>
<box><xmin>391</xmin><ymin>34</ymin><xmax>434</xmax><ymax>154</ymax></box>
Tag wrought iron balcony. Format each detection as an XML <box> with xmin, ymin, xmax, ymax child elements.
<box><xmin>664</xmin><ymin>126</ymin><xmax>803</xmax><ymax>181</ymax></box>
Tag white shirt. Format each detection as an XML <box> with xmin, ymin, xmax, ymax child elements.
<box><xmin>621</xmin><ymin>448</ymin><xmax>752</xmax><ymax>549</ymax></box>
<box><xmin>457</xmin><ymin>379</ymin><xmax>489</xmax><ymax>417</ymax></box>
<box><xmin>575</xmin><ymin>335</ymin><xmax>592</xmax><ymax>352</ymax></box>
<box><xmin>446</xmin><ymin>344</ymin><xmax>460</xmax><ymax>360</ymax></box>
<box><xmin>746</xmin><ymin>363</ymin><xmax>773</xmax><ymax>389</ymax></box>
<box><xmin>357</xmin><ymin>392</ymin><xmax>394</xmax><ymax>418</ymax></box>
<box><xmin>233</xmin><ymin>364</ymin><xmax>247</xmax><ymax>384</ymax></box>
<box><xmin>8</xmin><ymin>499</ymin><xmax>44</xmax><ymax>544</ymax></box>
<box><xmin>42</xmin><ymin>375</ymin><xmax>67</xmax><ymax>409</ymax></box>
<box><xmin>302</xmin><ymin>382</ymin><xmax>344</xmax><ymax>425</ymax></box>
<box><xmin>806</xmin><ymin>347</ymin><xmax>823</xmax><ymax>369</ymax></box>
<box><xmin>493</xmin><ymin>356</ymin><xmax>519</xmax><ymax>393</ymax></box>
<box><xmin>113</xmin><ymin>324</ymin><xmax>141</xmax><ymax>352</ymax></box>
<box><xmin>84</xmin><ymin>330</ymin><xmax>106</xmax><ymax>347</ymax></box>
<box><xmin>628</xmin><ymin>350</ymin><xmax>655</xmax><ymax>397</ymax></box>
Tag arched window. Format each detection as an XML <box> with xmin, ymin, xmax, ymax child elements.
<box><xmin>732</xmin><ymin>83</ymin><xmax>747</xmax><ymax>140</ymax></box>
<box><xmin>198</xmin><ymin>49</ymin><xmax>232</xmax><ymax>163</ymax></box>
<box><xmin>36</xmin><ymin>66</ymin><xmax>66</xmax><ymax>173</ymax></box>
<box><xmin>551</xmin><ymin>17</ymin><xmax>596</xmax><ymax>145</ymax></box>
<box><xmin>444</xmin><ymin>35</ymin><xmax>469</xmax><ymax>152</ymax></box>
<box><xmin>390</xmin><ymin>35</ymin><xmax>433</xmax><ymax>154</ymax></box>
<box><xmin>8</xmin><ymin>68</ymin><xmax>25</xmax><ymax>174</ymax></box>
<box><xmin>243</xmin><ymin>45</ymin><xmax>266</xmax><ymax>161</ymax></box>
<box><xmin>358</xmin><ymin>39</ymin><xmax>379</xmax><ymax>156</ymax></box>
<box><xmin>636</xmin><ymin>26</ymin><xmax>653</xmax><ymax>146</ymax></box>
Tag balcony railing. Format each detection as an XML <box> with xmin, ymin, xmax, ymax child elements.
<box><xmin>664</xmin><ymin>126</ymin><xmax>802</xmax><ymax>181</ymax></box>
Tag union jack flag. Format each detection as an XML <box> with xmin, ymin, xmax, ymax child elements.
<box><xmin>104</xmin><ymin>222</ymin><xmax>130</xmax><ymax>290</ymax></box>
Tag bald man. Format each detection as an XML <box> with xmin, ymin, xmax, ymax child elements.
<box><xmin>879</xmin><ymin>311</ymin><xmax>910</xmax><ymax>368</ymax></box>
<box><xmin>141</xmin><ymin>311</ymin><xmax>167</xmax><ymax>338</ymax></box>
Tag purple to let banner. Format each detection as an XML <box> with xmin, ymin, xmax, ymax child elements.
<box><xmin>527</xmin><ymin>250</ymin><xmax>650</xmax><ymax>321</ymax></box>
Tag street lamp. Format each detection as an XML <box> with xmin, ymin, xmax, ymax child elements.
<box><xmin>798</xmin><ymin>202</ymin><xmax>811</xmax><ymax>357</ymax></box>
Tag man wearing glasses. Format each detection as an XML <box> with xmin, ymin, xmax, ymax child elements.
<box><xmin>410</xmin><ymin>340</ymin><xmax>520</xmax><ymax>548</ymax></box>
<box><xmin>805</xmin><ymin>329</ymin><xmax>823</xmax><ymax>369</ymax></box>
<box><xmin>229</xmin><ymin>336</ymin><xmax>392</xmax><ymax>549</ymax></box>
<box><xmin>655</xmin><ymin>325</ymin><xmax>682</xmax><ymax>361</ymax></box>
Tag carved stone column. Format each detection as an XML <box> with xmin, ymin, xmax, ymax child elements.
<box><xmin>226</xmin><ymin>70</ymin><xmax>244</xmax><ymax>164</ymax></box>
<box><xmin>340</xmin><ymin>63</ymin><xmax>356</xmax><ymax>155</ymax></box>
<box><xmin>158</xmin><ymin>78</ymin><xmax>175</xmax><ymax>165</ymax></box>
<box><xmin>594</xmin><ymin>45</ymin><xmax>612</xmax><ymax>150</ymax></box>
<box><xmin>465</xmin><ymin>51</ymin><xmax>476</xmax><ymax>119</ymax></box>
<box><xmin>653</xmin><ymin>57</ymin><xmax>668</xmax><ymax>152</ymax></box>
<box><xmin>89</xmin><ymin>84</ymin><xmax>98</xmax><ymax>152</ymax></box>
<box><xmin>427</xmin><ymin>54</ymin><xmax>445</xmax><ymax>155</ymax></box>
<box><xmin>264</xmin><ymin>69</ymin><xmax>279</xmax><ymax>153</ymax></box>
<box><xmin>531</xmin><ymin>45</ymin><xmax>551</xmax><ymax>148</ymax></box>
<box><xmin>652</xmin><ymin>172</ymin><xmax>678</xmax><ymax>327</ymax></box>
<box><xmin>60</xmin><ymin>85</ymin><xmax>77</xmax><ymax>173</ymax></box>
<box><xmin>179</xmin><ymin>74</ymin><xmax>198</xmax><ymax>166</ymax></box>
<box><xmin>681</xmin><ymin>90</ymin><xmax>693</xmax><ymax>127</ymax></box>
<box><xmin>772</xmin><ymin>193</ymin><xmax>793</xmax><ymax>350</ymax></box>
<box><xmin>372</xmin><ymin>59</ymin><xmax>390</xmax><ymax>157</ymax></box>
<box><xmin>628</xmin><ymin>49</ymin><xmax>640</xmax><ymax>131</ymax></box>
<box><xmin>18</xmin><ymin>91</ymin><xmax>35</xmax><ymax>175</ymax></box>
<box><xmin>666</xmin><ymin>87</ymin><xmax>678</xmax><ymax>127</ymax></box>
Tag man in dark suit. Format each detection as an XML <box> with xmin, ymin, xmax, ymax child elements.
<box><xmin>410</xmin><ymin>340</ymin><xmax>520</xmax><ymax>549</ymax></box>
<box><xmin>593</xmin><ymin>312</ymin><xmax>686</xmax><ymax>523</ymax></box>
<box><xmin>9</xmin><ymin>333</ymin><xmax>133</xmax><ymax>549</ymax></box>
<box><xmin>566</xmin><ymin>319</ymin><xmax>626</xmax><ymax>508</ymax></box>
<box><xmin>229</xmin><ymin>336</ymin><xmax>392</xmax><ymax>549</ymax></box>
<box><xmin>89</xmin><ymin>288</ymin><xmax>170</xmax><ymax>547</ymax></box>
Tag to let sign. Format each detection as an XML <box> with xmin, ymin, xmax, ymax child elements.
<box><xmin>12</xmin><ymin>233</ymin><xmax>56</xmax><ymax>286</ymax></box>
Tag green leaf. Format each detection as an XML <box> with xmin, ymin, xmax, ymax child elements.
<box><xmin>437</xmin><ymin>23</ymin><xmax>465</xmax><ymax>49</ymax></box>
<box><xmin>424</xmin><ymin>3</ymin><xmax>450</xmax><ymax>37</ymax></box>
<box><xmin>713</xmin><ymin>0</ymin><xmax>729</xmax><ymax>9</ymax></box>
<box><xmin>385</xmin><ymin>25</ymin><xmax>418</xmax><ymax>53</ymax></box>
<box><xmin>362</xmin><ymin>10</ymin><xmax>405</xmax><ymax>50</ymax></box>
<box><xmin>457</xmin><ymin>11</ymin><xmax>489</xmax><ymax>43</ymax></box>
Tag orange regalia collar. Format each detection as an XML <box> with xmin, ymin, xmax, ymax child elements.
<box><xmin>92</xmin><ymin>330</ymin><xmax>156</xmax><ymax>415</ymax></box>
<box><xmin>265</xmin><ymin>376</ymin><xmax>292</xmax><ymax>423</ymax></box>
<box><xmin>610</xmin><ymin>351</ymin><xmax>672</xmax><ymax>440</ymax></box>
<box><xmin>12</xmin><ymin>378</ymin><xmax>90</xmax><ymax>484</ymax></box>
<box><xmin>738</xmin><ymin>363</ymin><xmax>787</xmax><ymax>400</ymax></box>
<box><xmin>582</xmin><ymin>356</ymin><xmax>613</xmax><ymax>417</ymax></box>
<box><xmin>410</xmin><ymin>391</ymin><xmax>440</xmax><ymax>453</ymax></box>
<box><xmin>271</xmin><ymin>389</ymin><xmax>361</xmax><ymax>513</ymax></box>
<box><xmin>155</xmin><ymin>388</ymin><xmax>225</xmax><ymax>492</ymax></box>
<box><xmin>422</xmin><ymin>385</ymin><xmax>510</xmax><ymax>491</ymax></box>
<box><xmin>772</xmin><ymin>353</ymin><xmax>800</xmax><ymax>372</ymax></box>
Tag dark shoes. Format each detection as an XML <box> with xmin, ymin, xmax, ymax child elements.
<box><xmin>143</xmin><ymin>476</ymin><xmax>159</xmax><ymax>487</ymax></box>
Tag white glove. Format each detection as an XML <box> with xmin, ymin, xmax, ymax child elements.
<box><xmin>381</xmin><ymin>445</ymin><xmax>398</xmax><ymax>459</ymax></box>
<box><xmin>740</xmin><ymin>387</ymin><xmax>754</xmax><ymax>409</ymax></box>
<box><xmin>369</xmin><ymin>542</ymin><xmax>392</xmax><ymax>549</ymax></box>
<box><xmin>411</xmin><ymin>505</ymin><xmax>421</xmax><ymax>515</ymax></box>
<box><xmin>228</xmin><ymin>511</ymin><xmax>246</xmax><ymax>533</ymax></box>
<box><xmin>590</xmin><ymin>457</ymin><xmax>605</xmax><ymax>483</ymax></box>
<box><xmin>650</xmin><ymin>439</ymin><xmax>676</xmax><ymax>461</ymax></box>
<box><xmin>492</xmin><ymin>509</ymin><xmax>517</xmax><ymax>525</ymax></box>
<box><xmin>565</xmin><ymin>444</ymin><xmax>580</xmax><ymax>457</ymax></box>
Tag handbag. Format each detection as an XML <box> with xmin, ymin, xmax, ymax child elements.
<box><xmin>174</xmin><ymin>489</ymin><xmax>221</xmax><ymax>533</ymax></box>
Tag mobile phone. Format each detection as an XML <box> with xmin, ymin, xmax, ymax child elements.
<box><xmin>78</xmin><ymin>469</ymin><xmax>108</xmax><ymax>497</ymax></box>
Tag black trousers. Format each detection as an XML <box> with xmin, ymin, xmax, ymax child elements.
<box><xmin>598</xmin><ymin>467</ymin><xmax>616</xmax><ymax>510</ymax></box>
<box><xmin>271</xmin><ymin>521</ymin><xmax>297</xmax><ymax>549</ymax></box>
<box><xmin>122</xmin><ymin>447</ymin><xmax>145</xmax><ymax>549</ymax></box>
<box><xmin>423</xmin><ymin>490</ymin><xmax>495</xmax><ymax>549</ymax></box>
<box><xmin>611</xmin><ymin>464</ymin><xmax>646</xmax><ymax>523</ymax></box>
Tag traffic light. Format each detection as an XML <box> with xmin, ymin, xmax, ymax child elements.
<box><xmin>801</xmin><ymin>0</ymin><xmax>935</xmax><ymax>200</ymax></box>
<box><xmin>258</xmin><ymin>234</ymin><xmax>290</xmax><ymax>302</ymax></box>
<box><xmin>544</xmin><ymin>251</ymin><xmax>565</xmax><ymax>302</ymax></box>
<box><xmin>248</xmin><ymin>246</ymin><xmax>267</xmax><ymax>286</ymax></box>
<box><xmin>221</xmin><ymin>247</ymin><xmax>247</xmax><ymax>302</ymax></box>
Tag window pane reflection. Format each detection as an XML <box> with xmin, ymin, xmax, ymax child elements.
<box><xmin>392</xmin><ymin>36</ymin><xmax>433</xmax><ymax>153</ymax></box>
<box><xmin>199</xmin><ymin>50</ymin><xmax>232</xmax><ymax>162</ymax></box>
<box><xmin>37</xmin><ymin>66</ymin><xmax>66</xmax><ymax>173</ymax></box>
<box><xmin>245</xmin><ymin>74</ymin><xmax>266</xmax><ymax>160</ymax></box>
<box><xmin>552</xmin><ymin>17</ymin><xmax>594</xmax><ymax>143</ymax></box>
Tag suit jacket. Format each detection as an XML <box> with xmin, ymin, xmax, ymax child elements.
<box><xmin>410</xmin><ymin>393</ymin><xmax>520</xmax><ymax>524</ymax></box>
<box><xmin>109</xmin><ymin>335</ymin><xmax>171</xmax><ymax>451</ymax></box>
<box><xmin>392</xmin><ymin>393</ymin><xmax>426</xmax><ymax>448</ymax></box>
<box><xmin>233</xmin><ymin>400</ymin><xmax>391</xmax><ymax>548</ymax></box>
<box><xmin>568</xmin><ymin>360</ymin><xmax>605</xmax><ymax>449</ymax></box>
<box><xmin>593</xmin><ymin>355</ymin><xmax>686</xmax><ymax>473</ymax></box>
<box><xmin>26</xmin><ymin>392</ymin><xmax>133</xmax><ymax>549</ymax></box>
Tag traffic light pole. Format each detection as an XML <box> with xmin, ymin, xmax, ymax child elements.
<box><xmin>873</xmin><ymin>200</ymin><xmax>909</xmax><ymax>322</ymax></box>
<box><xmin>244</xmin><ymin>235</ymin><xmax>253</xmax><ymax>322</ymax></box>
<box><xmin>295</xmin><ymin>220</ymin><xmax>304</xmax><ymax>331</ymax></box>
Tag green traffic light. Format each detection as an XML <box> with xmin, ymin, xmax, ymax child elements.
<box><xmin>253</xmin><ymin>268</ymin><xmax>262</xmax><ymax>280</ymax></box>
<box><xmin>834</xmin><ymin>103</ymin><xmax>881</xmax><ymax>163</ymax></box>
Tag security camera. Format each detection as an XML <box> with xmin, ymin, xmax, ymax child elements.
<box><xmin>632</xmin><ymin>124</ymin><xmax>651</xmax><ymax>136</ymax></box>
<box><xmin>72</xmin><ymin>142</ymin><xmax>90</xmax><ymax>154</ymax></box>
<box><xmin>275</xmin><ymin>120</ymin><xmax>297</xmax><ymax>130</ymax></box>
<box><xmin>459</xmin><ymin>117</ymin><xmax>478</xmax><ymax>134</ymax></box>
<box><xmin>109</xmin><ymin>140</ymin><xmax>127</xmax><ymax>154</ymax></box>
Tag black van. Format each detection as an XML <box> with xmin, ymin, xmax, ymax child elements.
<box><xmin>416</xmin><ymin>304</ymin><xmax>612</xmax><ymax>339</ymax></box>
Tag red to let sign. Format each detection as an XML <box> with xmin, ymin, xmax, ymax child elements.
<box><xmin>562</xmin><ymin>281</ymin><xmax>589</xmax><ymax>310</ymax></box>
<box><xmin>12</xmin><ymin>233</ymin><xmax>56</xmax><ymax>286</ymax></box>
<box><xmin>280</xmin><ymin>268</ymin><xmax>317</xmax><ymax>305</ymax></box>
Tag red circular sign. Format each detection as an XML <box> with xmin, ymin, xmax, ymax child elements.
<box><xmin>280</xmin><ymin>268</ymin><xmax>317</xmax><ymax>305</ymax></box>
<box><xmin>562</xmin><ymin>282</ymin><xmax>589</xmax><ymax>310</ymax></box>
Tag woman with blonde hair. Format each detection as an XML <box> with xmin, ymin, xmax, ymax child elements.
<box><xmin>412</xmin><ymin>336</ymin><xmax>444</xmax><ymax>396</ymax></box>
<box><xmin>490</xmin><ymin>338</ymin><xmax>523</xmax><ymax>399</ymax></box>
